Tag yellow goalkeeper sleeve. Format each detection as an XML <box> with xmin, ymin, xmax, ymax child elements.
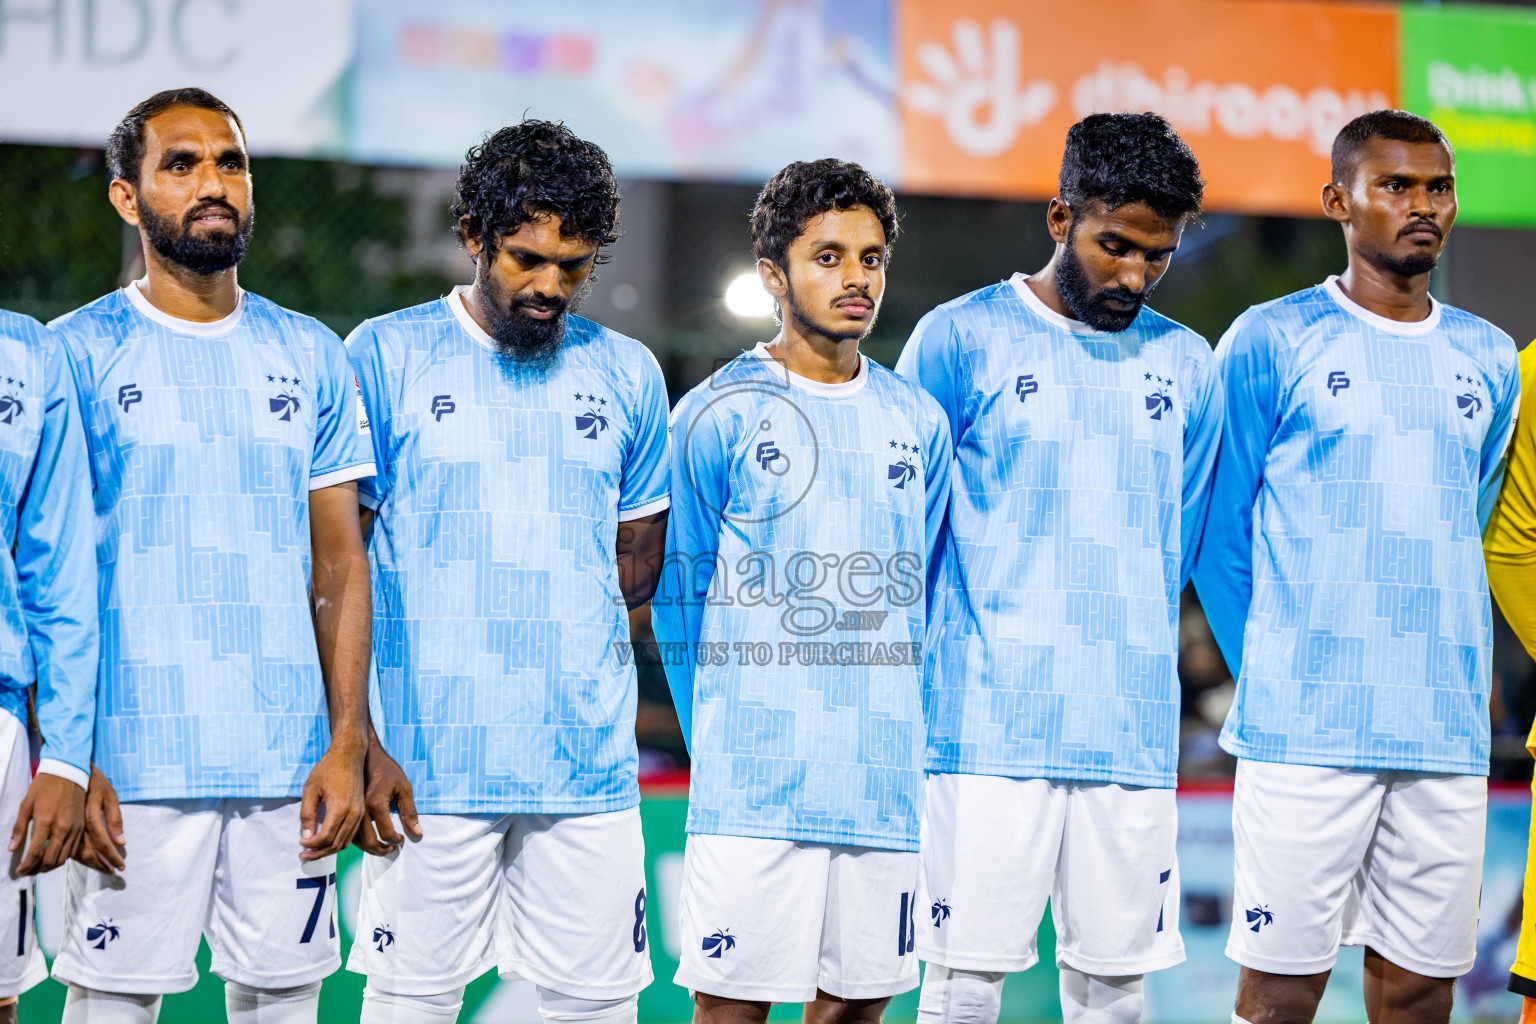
<box><xmin>1485</xmin><ymin>342</ymin><xmax>1536</xmax><ymax>997</ymax></box>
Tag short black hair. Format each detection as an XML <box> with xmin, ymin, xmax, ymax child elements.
<box><xmin>752</xmin><ymin>159</ymin><xmax>898</xmax><ymax>269</ymax></box>
<box><xmin>1058</xmin><ymin>112</ymin><xmax>1204</xmax><ymax>221</ymax></box>
<box><xmin>451</xmin><ymin>119</ymin><xmax>620</xmax><ymax>260</ymax></box>
<box><xmin>107</xmin><ymin>88</ymin><xmax>244</xmax><ymax>187</ymax></box>
<box><xmin>1331</xmin><ymin>110</ymin><xmax>1450</xmax><ymax>184</ymax></box>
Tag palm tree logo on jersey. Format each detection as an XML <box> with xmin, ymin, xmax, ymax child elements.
<box><xmin>1144</xmin><ymin>373</ymin><xmax>1174</xmax><ymax>420</ymax></box>
<box><xmin>889</xmin><ymin>457</ymin><xmax>918</xmax><ymax>489</ymax></box>
<box><xmin>372</xmin><ymin>925</ymin><xmax>394</xmax><ymax>952</ymax></box>
<box><xmin>931</xmin><ymin>899</ymin><xmax>951</xmax><ymax>927</ymax></box>
<box><xmin>1454</xmin><ymin>374</ymin><xmax>1482</xmax><ymax>420</ymax></box>
<box><xmin>0</xmin><ymin>394</ymin><xmax>22</xmax><ymax>425</ymax></box>
<box><xmin>87</xmin><ymin>919</ymin><xmax>120</xmax><ymax>949</ymax></box>
<box><xmin>1245</xmin><ymin>905</ymin><xmax>1273</xmax><ymax>932</ymax></box>
<box><xmin>702</xmin><ymin>928</ymin><xmax>736</xmax><ymax>958</ymax></box>
<box><xmin>265</xmin><ymin>375</ymin><xmax>303</xmax><ymax>421</ymax></box>
<box><xmin>574</xmin><ymin>393</ymin><xmax>610</xmax><ymax>439</ymax></box>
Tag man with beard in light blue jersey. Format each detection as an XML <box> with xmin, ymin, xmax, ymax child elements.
<box><xmin>897</xmin><ymin>113</ymin><xmax>1219</xmax><ymax>1024</ymax></box>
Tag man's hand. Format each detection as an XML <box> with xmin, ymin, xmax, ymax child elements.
<box><xmin>299</xmin><ymin>741</ymin><xmax>365</xmax><ymax>862</ymax></box>
<box><xmin>74</xmin><ymin>765</ymin><xmax>125</xmax><ymax>875</ymax></box>
<box><xmin>9</xmin><ymin>772</ymin><xmax>85</xmax><ymax>874</ymax></box>
<box><xmin>353</xmin><ymin>731</ymin><xmax>421</xmax><ymax>855</ymax></box>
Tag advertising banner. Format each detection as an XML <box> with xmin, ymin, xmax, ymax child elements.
<box><xmin>0</xmin><ymin>0</ymin><xmax>352</xmax><ymax>155</ymax></box>
<box><xmin>896</xmin><ymin>0</ymin><xmax>1397</xmax><ymax>214</ymax></box>
<box><xmin>1401</xmin><ymin>4</ymin><xmax>1536</xmax><ymax>226</ymax></box>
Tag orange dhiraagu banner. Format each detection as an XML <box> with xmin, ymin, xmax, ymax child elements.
<box><xmin>897</xmin><ymin>0</ymin><xmax>1399</xmax><ymax>215</ymax></box>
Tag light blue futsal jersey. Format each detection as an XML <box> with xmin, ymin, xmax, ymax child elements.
<box><xmin>50</xmin><ymin>283</ymin><xmax>375</xmax><ymax>802</ymax></box>
<box><xmin>1194</xmin><ymin>277</ymin><xmax>1520</xmax><ymax>775</ymax></box>
<box><xmin>0</xmin><ymin>311</ymin><xmax>98</xmax><ymax>778</ymax></box>
<box><xmin>349</xmin><ymin>288</ymin><xmax>670</xmax><ymax>815</ymax></box>
<box><xmin>653</xmin><ymin>344</ymin><xmax>952</xmax><ymax>851</ymax></box>
<box><xmin>897</xmin><ymin>274</ymin><xmax>1222</xmax><ymax>788</ymax></box>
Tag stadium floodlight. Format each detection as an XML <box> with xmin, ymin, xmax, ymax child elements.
<box><xmin>723</xmin><ymin>272</ymin><xmax>775</xmax><ymax>318</ymax></box>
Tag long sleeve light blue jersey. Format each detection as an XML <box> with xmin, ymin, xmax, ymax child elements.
<box><xmin>896</xmin><ymin>275</ymin><xmax>1222</xmax><ymax>788</ymax></box>
<box><xmin>349</xmin><ymin>290</ymin><xmax>670</xmax><ymax>814</ymax></box>
<box><xmin>653</xmin><ymin>344</ymin><xmax>952</xmax><ymax>851</ymax></box>
<box><xmin>1193</xmin><ymin>277</ymin><xmax>1520</xmax><ymax>775</ymax></box>
<box><xmin>0</xmin><ymin>311</ymin><xmax>98</xmax><ymax>777</ymax></box>
<box><xmin>51</xmin><ymin>284</ymin><xmax>375</xmax><ymax>801</ymax></box>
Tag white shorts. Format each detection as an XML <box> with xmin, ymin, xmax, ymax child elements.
<box><xmin>347</xmin><ymin>808</ymin><xmax>652</xmax><ymax>1000</ymax></box>
<box><xmin>918</xmin><ymin>773</ymin><xmax>1184</xmax><ymax>976</ymax></box>
<box><xmin>674</xmin><ymin>834</ymin><xmax>920</xmax><ymax>1003</ymax></box>
<box><xmin>1228</xmin><ymin>759</ymin><xmax>1485</xmax><ymax>978</ymax></box>
<box><xmin>52</xmin><ymin>799</ymin><xmax>339</xmax><ymax>993</ymax></box>
<box><xmin>0</xmin><ymin>714</ymin><xmax>46</xmax><ymax>997</ymax></box>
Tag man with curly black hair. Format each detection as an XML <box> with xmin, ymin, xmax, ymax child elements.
<box><xmin>344</xmin><ymin>120</ymin><xmax>671</xmax><ymax>1024</ymax></box>
<box><xmin>654</xmin><ymin>159</ymin><xmax>952</xmax><ymax>1022</ymax></box>
<box><xmin>896</xmin><ymin>113</ymin><xmax>1220</xmax><ymax>1024</ymax></box>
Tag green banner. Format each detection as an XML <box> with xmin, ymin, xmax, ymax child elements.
<box><xmin>1401</xmin><ymin>3</ymin><xmax>1536</xmax><ymax>226</ymax></box>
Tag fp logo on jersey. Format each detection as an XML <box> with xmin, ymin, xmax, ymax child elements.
<box><xmin>1453</xmin><ymin>374</ymin><xmax>1483</xmax><ymax>419</ymax></box>
<box><xmin>1327</xmin><ymin>370</ymin><xmax>1350</xmax><ymax>397</ymax></box>
<box><xmin>431</xmin><ymin>395</ymin><xmax>455</xmax><ymax>421</ymax></box>
<box><xmin>0</xmin><ymin>376</ymin><xmax>25</xmax><ymax>425</ymax></box>
<box><xmin>1015</xmin><ymin>373</ymin><xmax>1038</xmax><ymax>403</ymax></box>
<box><xmin>756</xmin><ymin>440</ymin><xmax>782</xmax><ymax>470</ymax></box>
<box><xmin>118</xmin><ymin>383</ymin><xmax>142</xmax><ymax>412</ymax></box>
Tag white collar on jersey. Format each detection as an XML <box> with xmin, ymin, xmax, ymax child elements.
<box><xmin>1007</xmin><ymin>272</ymin><xmax>1113</xmax><ymax>337</ymax></box>
<box><xmin>448</xmin><ymin>285</ymin><xmax>499</xmax><ymax>353</ymax></box>
<box><xmin>124</xmin><ymin>277</ymin><xmax>246</xmax><ymax>337</ymax></box>
<box><xmin>1322</xmin><ymin>275</ymin><xmax>1442</xmax><ymax>336</ymax></box>
<box><xmin>749</xmin><ymin>340</ymin><xmax>869</xmax><ymax>398</ymax></box>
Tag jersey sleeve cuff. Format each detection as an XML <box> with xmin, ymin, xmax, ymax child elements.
<box><xmin>309</xmin><ymin>462</ymin><xmax>376</xmax><ymax>492</ymax></box>
<box><xmin>357</xmin><ymin>489</ymin><xmax>383</xmax><ymax>511</ymax></box>
<box><xmin>36</xmin><ymin>758</ymin><xmax>88</xmax><ymax>790</ymax></box>
<box><xmin>618</xmin><ymin>495</ymin><xmax>670</xmax><ymax>522</ymax></box>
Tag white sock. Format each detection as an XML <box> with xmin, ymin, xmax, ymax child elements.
<box><xmin>915</xmin><ymin>964</ymin><xmax>1006</xmax><ymax>1024</ymax></box>
<box><xmin>61</xmin><ymin>986</ymin><xmax>163</xmax><ymax>1024</ymax></box>
<box><xmin>536</xmin><ymin>988</ymin><xmax>639</xmax><ymax>1024</ymax></box>
<box><xmin>1059</xmin><ymin>970</ymin><xmax>1145</xmax><ymax>1024</ymax></box>
<box><xmin>224</xmin><ymin>982</ymin><xmax>321</xmax><ymax>1024</ymax></box>
<box><xmin>359</xmin><ymin>985</ymin><xmax>464</xmax><ymax>1024</ymax></box>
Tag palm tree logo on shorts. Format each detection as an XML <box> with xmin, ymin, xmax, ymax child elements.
<box><xmin>1245</xmin><ymin>905</ymin><xmax>1274</xmax><ymax>932</ymax></box>
<box><xmin>373</xmin><ymin>925</ymin><xmax>395</xmax><ymax>952</ymax></box>
<box><xmin>87</xmin><ymin>919</ymin><xmax>120</xmax><ymax>949</ymax></box>
<box><xmin>931</xmin><ymin>899</ymin><xmax>951</xmax><ymax>927</ymax></box>
<box><xmin>702</xmin><ymin>928</ymin><xmax>736</xmax><ymax>958</ymax></box>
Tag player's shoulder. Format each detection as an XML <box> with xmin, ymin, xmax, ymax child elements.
<box><xmin>0</xmin><ymin>307</ymin><xmax>53</xmax><ymax>347</ymax></box>
<box><xmin>239</xmin><ymin>291</ymin><xmax>342</xmax><ymax>346</ymax></box>
<box><xmin>867</xmin><ymin>358</ymin><xmax>947</xmax><ymax>427</ymax></box>
<box><xmin>46</xmin><ymin>288</ymin><xmax>132</xmax><ymax>342</ymax></box>
<box><xmin>1435</xmin><ymin>300</ymin><xmax>1518</xmax><ymax>370</ymax></box>
<box><xmin>912</xmin><ymin>280</ymin><xmax>1019</xmax><ymax>338</ymax></box>
<box><xmin>1132</xmin><ymin>304</ymin><xmax>1211</xmax><ymax>361</ymax></box>
<box><xmin>564</xmin><ymin>313</ymin><xmax>664</xmax><ymax>380</ymax></box>
<box><xmin>346</xmin><ymin>296</ymin><xmax>456</xmax><ymax>354</ymax></box>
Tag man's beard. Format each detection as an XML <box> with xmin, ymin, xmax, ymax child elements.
<box><xmin>783</xmin><ymin>279</ymin><xmax>877</xmax><ymax>344</ymax></box>
<box><xmin>477</xmin><ymin>274</ymin><xmax>589</xmax><ymax>372</ymax></box>
<box><xmin>1369</xmin><ymin>245</ymin><xmax>1441</xmax><ymax>277</ymax></box>
<box><xmin>139</xmin><ymin>197</ymin><xmax>252</xmax><ymax>275</ymax></box>
<box><xmin>1056</xmin><ymin>225</ymin><xmax>1151</xmax><ymax>333</ymax></box>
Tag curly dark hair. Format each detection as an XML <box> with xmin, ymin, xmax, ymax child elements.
<box><xmin>751</xmin><ymin>159</ymin><xmax>898</xmax><ymax>269</ymax></box>
<box><xmin>1331</xmin><ymin>110</ymin><xmax>1450</xmax><ymax>185</ymax></box>
<box><xmin>107</xmin><ymin>88</ymin><xmax>244</xmax><ymax>187</ymax></box>
<box><xmin>1059</xmin><ymin>113</ymin><xmax>1204</xmax><ymax>221</ymax></box>
<box><xmin>451</xmin><ymin>119</ymin><xmax>620</xmax><ymax>262</ymax></box>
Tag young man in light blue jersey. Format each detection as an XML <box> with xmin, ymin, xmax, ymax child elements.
<box><xmin>895</xmin><ymin>113</ymin><xmax>1218</xmax><ymax>1024</ymax></box>
<box><xmin>1193</xmin><ymin>111</ymin><xmax>1520</xmax><ymax>1024</ymax></box>
<box><xmin>654</xmin><ymin>160</ymin><xmax>952</xmax><ymax>1023</ymax></box>
<box><xmin>0</xmin><ymin>308</ymin><xmax>99</xmax><ymax>1019</ymax></box>
<box><xmin>345</xmin><ymin>121</ymin><xmax>670</xmax><ymax>1024</ymax></box>
<box><xmin>47</xmin><ymin>89</ymin><xmax>377</xmax><ymax>1024</ymax></box>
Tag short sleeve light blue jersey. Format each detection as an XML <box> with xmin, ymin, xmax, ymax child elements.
<box><xmin>349</xmin><ymin>289</ymin><xmax>670</xmax><ymax>814</ymax></box>
<box><xmin>896</xmin><ymin>275</ymin><xmax>1222</xmax><ymax>788</ymax></box>
<box><xmin>0</xmin><ymin>311</ymin><xmax>98</xmax><ymax>779</ymax></box>
<box><xmin>1193</xmin><ymin>277</ymin><xmax>1520</xmax><ymax>775</ymax></box>
<box><xmin>653</xmin><ymin>345</ymin><xmax>953</xmax><ymax>852</ymax></box>
<box><xmin>50</xmin><ymin>283</ymin><xmax>375</xmax><ymax>801</ymax></box>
